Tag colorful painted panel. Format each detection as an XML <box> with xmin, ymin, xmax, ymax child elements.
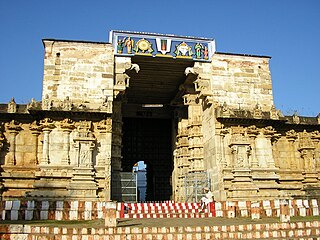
<box><xmin>110</xmin><ymin>30</ymin><xmax>216</xmax><ymax>62</ymax></box>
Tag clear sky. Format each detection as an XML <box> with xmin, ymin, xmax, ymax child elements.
<box><xmin>0</xmin><ymin>0</ymin><xmax>319</xmax><ymax>116</ymax></box>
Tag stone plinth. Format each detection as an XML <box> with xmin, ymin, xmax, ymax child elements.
<box><xmin>67</xmin><ymin>167</ymin><xmax>98</xmax><ymax>199</ymax></box>
<box><xmin>229</xmin><ymin>169</ymin><xmax>258</xmax><ymax>199</ymax></box>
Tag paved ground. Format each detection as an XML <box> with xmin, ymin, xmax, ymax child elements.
<box><xmin>117</xmin><ymin>217</ymin><xmax>279</xmax><ymax>228</ymax></box>
<box><xmin>1</xmin><ymin>216</ymin><xmax>319</xmax><ymax>228</ymax></box>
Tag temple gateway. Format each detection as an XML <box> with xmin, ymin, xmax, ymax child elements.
<box><xmin>0</xmin><ymin>30</ymin><xmax>319</xmax><ymax>202</ymax></box>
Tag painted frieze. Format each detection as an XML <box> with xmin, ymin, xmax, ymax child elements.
<box><xmin>110</xmin><ymin>30</ymin><xmax>215</xmax><ymax>61</ymax></box>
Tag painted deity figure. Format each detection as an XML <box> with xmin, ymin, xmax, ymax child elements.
<box><xmin>124</xmin><ymin>37</ymin><xmax>134</xmax><ymax>54</ymax></box>
<box><xmin>203</xmin><ymin>46</ymin><xmax>209</xmax><ymax>60</ymax></box>
<box><xmin>194</xmin><ymin>43</ymin><xmax>203</xmax><ymax>59</ymax></box>
<box><xmin>117</xmin><ymin>39</ymin><xmax>124</xmax><ymax>53</ymax></box>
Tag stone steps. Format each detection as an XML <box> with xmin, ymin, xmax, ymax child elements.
<box><xmin>120</xmin><ymin>201</ymin><xmax>215</xmax><ymax>219</ymax></box>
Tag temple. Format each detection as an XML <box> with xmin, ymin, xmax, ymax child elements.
<box><xmin>0</xmin><ymin>30</ymin><xmax>319</xmax><ymax>202</ymax></box>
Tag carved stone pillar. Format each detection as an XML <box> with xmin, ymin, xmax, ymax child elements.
<box><xmin>219</xmin><ymin>128</ymin><xmax>229</xmax><ymax>168</ymax></box>
<box><xmin>311</xmin><ymin>131</ymin><xmax>320</xmax><ymax>169</ymax></box>
<box><xmin>286</xmin><ymin>130</ymin><xmax>298</xmax><ymax>170</ymax></box>
<box><xmin>263</xmin><ymin>126</ymin><xmax>276</xmax><ymax>168</ymax></box>
<box><xmin>228</xmin><ymin>126</ymin><xmax>258</xmax><ymax>199</ymax></box>
<box><xmin>68</xmin><ymin>121</ymin><xmax>98</xmax><ymax>199</ymax></box>
<box><xmin>183</xmin><ymin>94</ymin><xmax>204</xmax><ymax>173</ymax></box>
<box><xmin>110</xmin><ymin>100</ymin><xmax>123</xmax><ymax>201</ymax></box>
<box><xmin>97</xmin><ymin>118</ymin><xmax>113</xmax><ymax>201</ymax></box>
<box><xmin>175</xmin><ymin>117</ymin><xmax>189</xmax><ymax>201</ymax></box>
<box><xmin>97</xmin><ymin>119</ymin><xmax>112</xmax><ymax>166</ymax></box>
<box><xmin>299</xmin><ymin>131</ymin><xmax>318</xmax><ymax>184</ymax></box>
<box><xmin>40</xmin><ymin>118</ymin><xmax>55</xmax><ymax>165</ymax></box>
<box><xmin>60</xmin><ymin>119</ymin><xmax>75</xmax><ymax>165</ymax></box>
<box><xmin>29</xmin><ymin>121</ymin><xmax>42</xmax><ymax>165</ymax></box>
<box><xmin>247</xmin><ymin>126</ymin><xmax>259</xmax><ymax>168</ymax></box>
<box><xmin>5</xmin><ymin>120</ymin><xmax>22</xmax><ymax>165</ymax></box>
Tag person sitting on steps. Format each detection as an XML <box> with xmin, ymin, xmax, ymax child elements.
<box><xmin>200</xmin><ymin>187</ymin><xmax>213</xmax><ymax>212</ymax></box>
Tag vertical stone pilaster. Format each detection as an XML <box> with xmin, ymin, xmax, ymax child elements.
<box><xmin>183</xmin><ymin>94</ymin><xmax>204</xmax><ymax>173</ymax></box>
<box><xmin>5</xmin><ymin>120</ymin><xmax>22</xmax><ymax>165</ymax></box>
<box><xmin>263</xmin><ymin>126</ymin><xmax>276</xmax><ymax>169</ymax></box>
<box><xmin>247</xmin><ymin>126</ymin><xmax>259</xmax><ymax>168</ymax></box>
<box><xmin>40</xmin><ymin>118</ymin><xmax>55</xmax><ymax>165</ymax></box>
<box><xmin>60</xmin><ymin>119</ymin><xmax>75</xmax><ymax>165</ymax></box>
<box><xmin>175</xmin><ymin>117</ymin><xmax>189</xmax><ymax>201</ymax></box>
<box><xmin>311</xmin><ymin>131</ymin><xmax>320</xmax><ymax>169</ymax></box>
<box><xmin>29</xmin><ymin>121</ymin><xmax>42</xmax><ymax>165</ymax></box>
<box><xmin>228</xmin><ymin>126</ymin><xmax>258</xmax><ymax>199</ymax></box>
<box><xmin>286</xmin><ymin>130</ymin><xmax>298</xmax><ymax>170</ymax></box>
<box><xmin>97</xmin><ymin>118</ymin><xmax>113</xmax><ymax>201</ymax></box>
<box><xmin>219</xmin><ymin>128</ymin><xmax>229</xmax><ymax>168</ymax></box>
<box><xmin>111</xmin><ymin>100</ymin><xmax>123</xmax><ymax>201</ymax></box>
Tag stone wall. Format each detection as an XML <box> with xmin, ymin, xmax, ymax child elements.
<box><xmin>0</xmin><ymin>115</ymin><xmax>112</xmax><ymax>200</ymax></box>
<box><xmin>42</xmin><ymin>40</ymin><xmax>114</xmax><ymax>111</ymax></box>
<box><xmin>210</xmin><ymin>53</ymin><xmax>274</xmax><ymax>111</ymax></box>
<box><xmin>212</xmin><ymin>107</ymin><xmax>320</xmax><ymax>200</ymax></box>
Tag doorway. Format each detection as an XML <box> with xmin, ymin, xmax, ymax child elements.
<box><xmin>122</xmin><ymin>117</ymin><xmax>173</xmax><ymax>201</ymax></box>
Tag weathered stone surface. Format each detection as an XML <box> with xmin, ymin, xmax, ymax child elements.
<box><xmin>0</xmin><ymin>33</ymin><xmax>319</xmax><ymax>202</ymax></box>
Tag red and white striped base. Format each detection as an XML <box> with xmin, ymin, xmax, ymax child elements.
<box><xmin>118</xmin><ymin>201</ymin><xmax>216</xmax><ymax>219</ymax></box>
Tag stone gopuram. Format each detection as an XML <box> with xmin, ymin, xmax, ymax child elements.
<box><xmin>0</xmin><ymin>30</ymin><xmax>319</xmax><ymax>202</ymax></box>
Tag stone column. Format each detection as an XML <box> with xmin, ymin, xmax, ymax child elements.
<box><xmin>183</xmin><ymin>94</ymin><xmax>204</xmax><ymax>173</ymax></box>
<box><xmin>175</xmin><ymin>117</ymin><xmax>189</xmax><ymax>201</ymax></box>
<box><xmin>286</xmin><ymin>130</ymin><xmax>298</xmax><ymax>170</ymax></box>
<box><xmin>263</xmin><ymin>126</ymin><xmax>276</xmax><ymax>168</ymax></box>
<box><xmin>247</xmin><ymin>126</ymin><xmax>259</xmax><ymax>168</ymax></box>
<box><xmin>311</xmin><ymin>131</ymin><xmax>320</xmax><ymax>169</ymax></box>
<box><xmin>40</xmin><ymin>118</ymin><xmax>55</xmax><ymax>165</ymax></box>
<box><xmin>68</xmin><ymin>121</ymin><xmax>98</xmax><ymax>199</ymax></box>
<box><xmin>219</xmin><ymin>128</ymin><xmax>229</xmax><ymax>168</ymax></box>
<box><xmin>60</xmin><ymin>119</ymin><xmax>75</xmax><ymax>165</ymax></box>
<box><xmin>29</xmin><ymin>121</ymin><xmax>42</xmax><ymax>165</ymax></box>
<box><xmin>97</xmin><ymin>118</ymin><xmax>113</xmax><ymax>201</ymax></box>
<box><xmin>228</xmin><ymin>126</ymin><xmax>258</xmax><ymax>199</ymax></box>
<box><xmin>110</xmin><ymin>100</ymin><xmax>123</xmax><ymax>201</ymax></box>
<box><xmin>6</xmin><ymin>120</ymin><xmax>22</xmax><ymax>165</ymax></box>
<box><xmin>299</xmin><ymin>131</ymin><xmax>318</xmax><ymax>183</ymax></box>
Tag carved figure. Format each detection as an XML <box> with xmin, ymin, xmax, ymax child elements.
<box><xmin>194</xmin><ymin>43</ymin><xmax>203</xmax><ymax>59</ymax></box>
<box><xmin>61</xmin><ymin>96</ymin><xmax>72</xmax><ymax>110</ymax></box>
<box><xmin>117</xmin><ymin>39</ymin><xmax>124</xmax><ymax>53</ymax></box>
<box><xmin>8</xmin><ymin>97</ymin><xmax>17</xmax><ymax>113</ymax></box>
<box><xmin>80</xmin><ymin>144</ymin><xmax>90</xmax><ymax>166</ymax></box>
<box><xmin>27</xmin><ymin>98</ymin><xmax>37</xmax><ymax>110</ymax></box>
<box><xmin>42</xmin><ymin>94</ymin><xmax>53</xmax><ymax>110</ymax></box>
<box><xmin>300</xmin><ymin>149</ymin><xmax>315</xmax><ymax>171</ymax></box>
<box><xmin>124</xmin><ymin>37</ymin><xmax>134</xmax><ymax>54</ymax></box>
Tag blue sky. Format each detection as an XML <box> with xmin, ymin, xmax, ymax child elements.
<box><xmin>0</xmin><ymin>0</ymin><xmax>319</xmax><ymax>116</ymax></box>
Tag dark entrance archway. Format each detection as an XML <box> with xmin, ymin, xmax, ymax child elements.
<box><xmin>118</xmin><ymin>56</ymin><xmax>195</xmax><ymax>202</ymax></box>
<box><xmin>122</xmin><ymin>117</ymin><xmax>172</xmax><ymax>201</ymax></box>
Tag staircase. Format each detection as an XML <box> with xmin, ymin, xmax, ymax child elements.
<box><xmin>119</xmin><ymin>201</ymin><xmax>216</xmax><ymax>219</ymax></box>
